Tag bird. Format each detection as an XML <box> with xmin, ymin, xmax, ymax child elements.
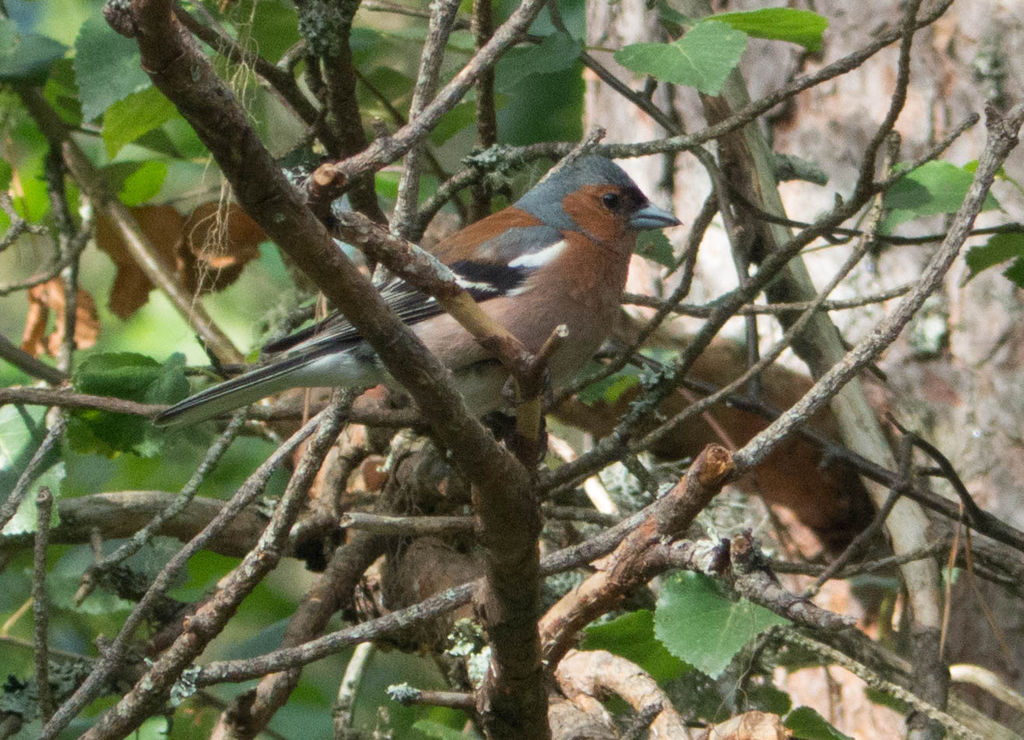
<box><xmin>154</xmin><ymin>155</ymin><xmax>679</xmax><ymax>426</ymax></box>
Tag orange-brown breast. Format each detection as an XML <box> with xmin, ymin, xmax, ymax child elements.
<box><xmin>550</xmin><ymin>231</ymin><xmax>635</xmax><ymax>306</ymax></box>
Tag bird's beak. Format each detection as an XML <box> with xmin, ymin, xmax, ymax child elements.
<box><xmin>629</xmin><ymin>202</ymin><xmax>681</xmax><ymax>230</ymax></box>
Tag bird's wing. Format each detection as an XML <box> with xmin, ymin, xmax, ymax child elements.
<box><xmin>261</xmin><ymin>224</ymin><xmax>566</xmax><ymax>358</ymax></box>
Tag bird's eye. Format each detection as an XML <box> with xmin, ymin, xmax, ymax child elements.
<box><xmin>601</xmin><ymin>192</ymin><xmax>621</xmax><ymax>211</ymax></box>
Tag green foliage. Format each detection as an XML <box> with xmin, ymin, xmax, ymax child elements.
<box><xmin>43</xmin><ymin>58</ymin><xmax>84</xmax><ymax>127</ymax></box>
<box><xmin>430</xmin><ymin>100</ymin><xmax>478</xmax><ymax>145</ymax></box>
<box><xmin>117</xmin><ymin>160</ymin><xmax>169</xmax><ymax>206</ymax></box>
<box><xmin>0</xmin><ymin>18</ymin><xmax>68</xmax><ymax>84</ymax></box>
<box><xmin>0</xmin><ymin>404</ymin><xmax>63</xmax><ymax>536</ymax></box>
<box><xmin>965</xmin><ymin>232</ymin><xmax>1024</xmax><ymax>288</ymax></box>
<box><xmin>653</xmin><ymin>572</ymin><xmax>788</xmax><ymax>678</ymax></box>
<box><xmin>747</xmin><ymin>680</ymin><xmax>793</xmax><ymax>715</ymax></box>
<box><xmin>710</xmin><ymin>8</ymin><xmax>828</xmax><ymax>52</ymax></box>
<box><xmin>881</xmin><ymin>160</ymin><xmax>1000</xmax><ymax>231</ymax></box>
<box><xmin>47</xmin><ymin>544</ymin><xmax>134</xmax><ymax>614</ymax></box>
<box><xmin>496</xmin><ymin>53</ymin><xmax>583</xmax><ymax>144</ymax></box>
<box><xmin>495</xmin><ymin>32</ymin><xmax>582</xmax><ymax>92</ymax></box>
<box><xmin>413</xmin><ymin>718</ymin><xmax>483</xmax><ymax>739</ymax></box>
<box><xmin>68</xmin><ymin>352</ymin><xmax>189</xmax><ymax>457</ymax></box>
<box><xmin>615</xmin><ymin>21</ymin><xmax>748</xmax><ymax>96</ymax></box>
<box><xmin>636</xmin><ymin>229</ymin><xmax>676</xmax><ymax>268</ymax></box>
<box><xmin>864</xmin><ymin>687</ymin><xmax>910</xmax><ymax>713</ymax></box>
<box><xmin>2</xmin><ymin>118</ymin><xmax>51</xmax><ymax>222</ymax></box>
<box><xmin>580</xmin><ymin>609</ymin><xmax>690</xmax><ymax>684</ymax></box>
<box><xmin>233</xmin><ymin>0</ymin><xmax>302</xmax><ymax>62</ymax></box>
<box><xmin>784</xmin><ymin>706</ymin><xmax>854</xmax><ymax>740</ymax></box>
<box><xmin>578</xmin><ymin>367</ymin><xmax>641</xmax><ymax>405</ymax></box>
<box><xmin>102</xmin><ymin>86</ymin><xmax>179</xmax><ymax>158</ymax></box>
<box><xmin>0</xmin><ymin>462</ymin><xmax>63</xmax><ymax>536</ymax></box>
<box><xmin>73</xmin><ymin>14</ymin><xmax>150</xmax><ymax>121</ymax></box>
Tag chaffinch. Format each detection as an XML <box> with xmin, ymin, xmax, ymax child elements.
<box><xmin>155</xmin><ymin>155</ymin><xmax>679</xmax><ymax>426</ymax></box>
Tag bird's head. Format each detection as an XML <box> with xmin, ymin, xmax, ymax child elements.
<box><xmin>516</xmin><ymin>155</ymin><xmax>680</xmax><ymax>244</ymax></box>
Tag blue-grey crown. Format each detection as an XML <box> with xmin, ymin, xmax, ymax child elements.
<box><xmin>515</xmin><ymin>155</ymin><xmax>644</xmax><ymax>231</ymax></box>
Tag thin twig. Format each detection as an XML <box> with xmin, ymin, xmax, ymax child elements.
<box><xmin>76</xmin><ymin>411</ymin><xmax>249</xmax><ymax>602</ymax></box>
<box><xmin>0</xmin><ymin>414</ymin><xmax>66</xmax><ymax>533</ymax></box>
<box><xmin>886</xmin><ymin>415</ymin><xmax>986</xmax><ymax>525</ymax></box>
<box><xmin>468</xmin><ymin>0</ymin><xmax>497</xmax><ymax>221</ymax></box>
<box><xmin>340</xmin><ymin>511</ymin><xmax>475</xmax><ymax>537</ymax></box>
<box><xmin>0</xmin><ymin>334</ymin><xmax>67</xmax><ymax>384</ymax></box>
<box><xmin>778</xmin><ymin>631</ymin><xmax>982</xmax><ymax>740</ymax></box>
<box><xmin>393</xmin><ymin>0</ymin><xmax>462</xmax><ymax>238</ymax></box>
<box><xmin>622</xmin><ymin>283</ymin><xmax>914</xmax><ymax>316</ymax></box>
<box><xmin>42</xmin><ymin>407</ymin><xmax>331</xmax><ymax>739</ymax></box>
<box><xmin>387</xmin><ymin>684</ymin><xmax>476</xmax><ymax>711</ymax></box>
<box><xmin>173</xmin><ymin>4</ymin><xmax>320</xmax><ymax>126</ymax></box>
<box><xmin>333</xmin><ymin>642</ymin><xmax>375</xmax><ymax>735</ymax></box>
<box><xmin>733</xmin><ymin>103</ymin><xmax>1024</xmax><ymax>472</ymax></box>
<box><xmin>32</xmin><ymin>486</ymin><xmax>55</xmax><ymax>723</ymax></box>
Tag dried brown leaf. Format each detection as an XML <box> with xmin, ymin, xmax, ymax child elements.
<box><xmin>94</xmin><ymin>205</ymin><xmax>182</xmax><ymax>318</ymax></box>
<box><xmin>177</xmin><ymin>202</ymin><xmax>265</xmax><ymax>294</ymax></box>
<box><xmin>21</xmin><ymin>279</ymin><xmax>100</xmax><ymax>357</ymax></box>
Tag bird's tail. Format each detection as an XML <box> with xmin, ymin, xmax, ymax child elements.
<box><xmin>154</xmin><ymin>351</ymin><xmax>341</xmax><ymax>427</ymax></box>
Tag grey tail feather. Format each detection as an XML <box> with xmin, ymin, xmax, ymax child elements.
<box><xmin>154</xmin><ymin>353</ymin><xmax>319</xmax><ymax>427</ymax></box>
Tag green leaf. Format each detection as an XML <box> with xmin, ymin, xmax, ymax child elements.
<box><xmin>654</xmin><ymin>572</ymin><xmax>788</xmax><ymax>678</ymax></box>
<box><xmin>244</xmin><ymin>0</ymin><xmax>301</xmax><ymax>62</ymax></box>
<box><xmin>445</xmin><ymin>29</ymin><xmax>477</xmax><ymax>54</ymax></box>
<box><xmin>746</xmin><ymin>681</ymin><xmax>793</xmax><ymax>715</ymax></box>
<box><xmin>6</xmin><ymin>139</ymin><xmax>51</xmax><ymax>223</ymax></box>
<box><xmin>0</xmin><ymin>19</ymin><xmax>68</xmax><ymax>83</ymax></box>
<box><xmin>48</xmin><ymin>546</ymin><xmax>133</xmax><ymax>614</ymax></box>
<box><xmin>102</xmin><ymin>86</ymin><xmax>179</xmax><ymax>158</ymax></box>
<box><xmin>73</xmin><ymin>352</ymin><xmax>189</xmax><ymax>404</ymax></box>
<box><xmin>69</xmin><ymin>352</ymin><xmax>189</xmax><ymax>457</ymax></box>
<box><xmin>0</xmin><ymin>462</ymin><xmax>63</xmax><ymax>536</ymax></box>
<box><xmin>784</xmin><ymin>706</ymin><xmax>853</xmax><ymax>740</ymax></box>
<box><xmin>656</xmin><ymin>4</ymin><xmax>700</xmax><ymax>28</ymax></box>
<box><xmin>119</xmin><ymin>160</ymin><xmax>169</xmax><ymax>206</ymax></box>
<box><xmin>74</xmin><ymin>14</ymin><xmax>151</xmax><ymax>121</ymax></box>
<box><xmin>349</xmin><ymin>26</ymin><xmax>385</xmax><ymax>62</ymax></box>
<box><xmin>44</xmin><ymin>58</ymin><xmax>84</xmax><ymax>127</ymax></box>
<box><xmin>375</xmin><ymin>170</ymin><xmax>400</xmax><ymax>201</ymax></box>
<box><xmin>614</xmin><ymin>21</ymin><xmax>747</xmax><ymax>95</ymax></box>
<box><xmin>965</xmin><ymin>232</ymin><xmax>1024</xmax><ymax>283</ymax></box>
<box><xmin>1003</xmin><ymin>256</ymin><xmax>1024</xmax><ymax>288</ymax></box>
<box><xmin>636</xmin><ymin>229</ymin><xmax>676</xmax><ymax>267</ymax></box>
<box><xmin>0</xmin><ymin>404</ymin><xmax>54</xmax><ymax>505</ymax></box>
<box><xmin>864</xmin><ymin>688</ymin><xmax>909</xmax><ymax>713</ymax></box>
<box><xmin>710</xmin><ymin>8</ymin><xmax>828</xmax><ymax>52</ymax></box>
<box><xmin>581</xmin><ymin>610</ymin><xmax>690</xmax><ymax>684</ymax></box>
<box><xmin>430</xmin><ymin>100</ymin><xmax>478</xmax><ymax>145</ymax></box>
<box><xmin>577</xmin><ymin>368</ymin><xmax>640</xmax><ymax>405</ymax></box>
<box><xmin>496</xmin><ymin>32</ymin><xmax>582</xmax><ymax>92</ymax></box>
<box><xmin>882</xmin><ymin>160</ymin><xmax>1000</xmax><ymax>231</ymax></box>
<box><xmin>411</xmin><ymin>719</ymin><xmax>474</xmax><ymax>740</ymax></box>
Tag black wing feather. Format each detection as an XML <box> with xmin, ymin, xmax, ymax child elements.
<box><xmin>258</xmin><ymin>264</ymin><xmax>528</xmax><ymax>358</ymax></box>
